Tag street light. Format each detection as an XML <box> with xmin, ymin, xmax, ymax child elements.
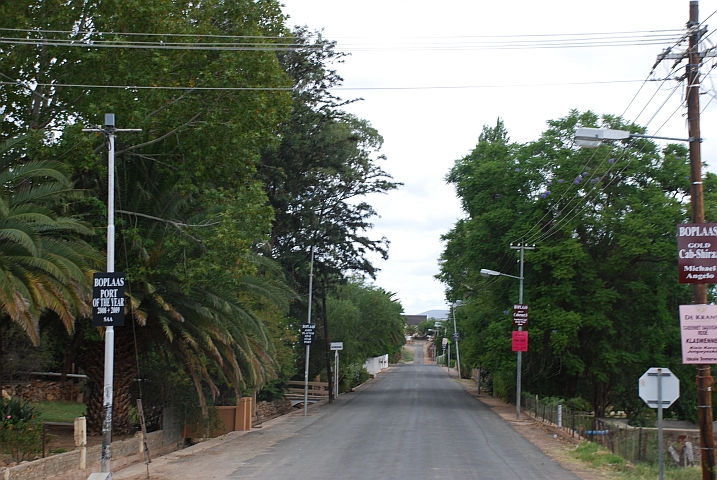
<box><xmin>480</xmin><ymin>243</ymin><xmax>533</xmax><ymax>421</ymax></box>
<box><xmin>574</xmin><ymin>127</ymin><xmax>691</xmax><ymax>148</ymax></box>
<box><xmin>480</xmin><ymin>268</ymin><xmax>520</xmax><ymax>280</ymax></box>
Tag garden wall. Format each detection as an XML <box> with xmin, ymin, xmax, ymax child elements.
<box><xmin>0</xmin><ymin>428</ymin><xmax>181</xmax><ymax>480</ymax></box>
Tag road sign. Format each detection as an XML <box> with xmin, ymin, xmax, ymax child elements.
<box><xmin>92</xmin><ymin>272</ymin><xmax>126</xmax><ymax>327</ymax></box>
<box><xmin>301</xmin><ymin>324</ymin><xmax>316</xmax><ymax>345</ymax></box>
<box><xmin>512</xmin><ymin>331</ymin><xmax>528</xmax><ymax>352</ymax></box>
<box><xmin>513</xmin><ymin>304</ymin><xmax>529</xmax><ymax>327</ymax></box>
<box><xmin>330</xmin><ymin>342</ymin><xmax>343</xmax><ymax>350</ymax></box>
<box><xmin>452</xmin><ymin>332</ymin><xmax>460</xmax><ymax>342</ymax></box>
<box><xmin>639</xmin><ymin>367</ymin><xmax>680</xmax><ymax>408</ymax></box>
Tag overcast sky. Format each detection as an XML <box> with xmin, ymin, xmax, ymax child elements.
<box><xmin>280</xmin><ymin>0</ymin><xmax>717</xmax><ymax>315</ymax></box>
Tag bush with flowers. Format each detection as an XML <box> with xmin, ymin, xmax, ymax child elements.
<box><xmin>0</xmin><ymin>398</ymin><xmax>43</xmax><ymax>462</ymax></box>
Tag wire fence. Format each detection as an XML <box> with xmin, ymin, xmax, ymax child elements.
<box><xmin>521</xmin><ymin>394</ymin><xmax>700</xmax><ymax>468</ymax></box>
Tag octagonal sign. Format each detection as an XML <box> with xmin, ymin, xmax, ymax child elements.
<box><xmin>639</xmin><ymin>367</ymin><xmax>680</xmax><ymax>408</ymax></box>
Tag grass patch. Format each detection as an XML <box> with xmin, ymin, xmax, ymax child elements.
<box><xmin>571</xmin><ymin>441</ymin><xmax>702</xmax><ymax>479</ymax></box>
<box><xmin>400</xmin><ymin>346</ymin><xmax>415</xmax><ymax>363</ymax></box>
<box><xmin>621</xmin><ymin>464</ymin><xmax>701</xmax><ymax>480</ymax></box>
<box><xmin>30</xmin><ymin>401</ymin><xmax>86</xmax><ymax>423</ymax></box>
<box><xmin>572</xmin><ymin>441</ymin><xmax>626</xmax><ymax>470</ymax></box>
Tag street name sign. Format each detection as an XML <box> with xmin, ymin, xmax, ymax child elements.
<box><xmin>330</xmin><ymin>342</ymin><xmax>344</xmax><ymax>350</ymax></box>
<box><xmin>679</xmin><ymin>304</ymin><xmax>717</xmax><ymax>364</ymax></box>
<box><xmin>639</xmin><ymin>367</ymin><xmax>680</xmax><ymax>408</ymax></box>
<box><xmin>677</xmin><ymin>224</ymin><xmax>717</xmax><ymax>284</ymax></box>
<box><xmin>513</xmin><ymin>304</ymin><xmax>529</xmax><ymax>327</ymax></box>
<box><xmin>301</xmin><ymin>324</ymin><xmax>316</xmax><ymax>345</ymax></box>
<box><xmin>92</xmin><ymin>272</ymin><xmax>125</xmax><ymax>327</ymax></box>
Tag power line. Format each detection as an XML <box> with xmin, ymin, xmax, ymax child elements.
<box><xmin>0</xmin><ymin>81</ymin><xmax>293</xmax><ymax>91</ymax></box>
<box><xmin>0</xmin><ymin>78</ymin><xmax>671</xmax><ymax>92</ymax></box>
<box><xmin>514</xmin><ymin>27</ymin><xmax>704</xmax><ymax>247</ymax></box>
<box><xmin>0</xmin><ymin>28</ymin><xmax>686</xmax><ymax>52</ymax></box>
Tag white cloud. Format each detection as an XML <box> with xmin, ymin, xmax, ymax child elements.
<box><xmin>282</xmin><ymin>0</ymin><xmax>717</xmax><ymax>313</ymax></box>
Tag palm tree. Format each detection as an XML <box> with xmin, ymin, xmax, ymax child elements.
<box><xmin>0</xmin><ymin>134</ymin><xmax>102</xmax><ymax>379</ymax></box>
<box><xmin>83</xmin><ymin>158</ymin><xmax>293</xmax><ymax>434</ymax></box>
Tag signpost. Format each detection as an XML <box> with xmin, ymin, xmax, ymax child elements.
<box><xmin>639</xmin><ymin>367</ymin><xmax>680</xmax><ymax>480</ymax></box>
<box><xmin>331</xmin><ymin>342</ymin><xmax>343</xmax><ymax>397</ymax></box>
<box><xmin>83</xmin><ymin>114</ymin><xmax>140</xmax><ymax>479</ymax></box>
<box><xmin>301</xmin><ymin>323</ymin><xmax>316</xmax><ymax>416</ymax></box>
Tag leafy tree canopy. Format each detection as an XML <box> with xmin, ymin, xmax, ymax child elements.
<box><xmin>439</xmin><ymin>111</ymin><xmax>697</xmax><ymax>419</ymax></box>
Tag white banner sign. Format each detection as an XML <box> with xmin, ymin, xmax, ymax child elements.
<box><xmin>679</xmin><ymin>304</ymin><xmax>717</xmax><ymax>364</ymax></box>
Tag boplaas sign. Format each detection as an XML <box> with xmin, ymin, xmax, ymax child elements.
<box><xmin>677</xmin><ymin>224</ymin><xmax>717</xmax><ymax>284</ymax></box>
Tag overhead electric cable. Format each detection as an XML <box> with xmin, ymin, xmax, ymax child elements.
<box><xmin>0</xmin><ymin>79</ymin><xmax>664</xmax><ymax>92</ymax></box>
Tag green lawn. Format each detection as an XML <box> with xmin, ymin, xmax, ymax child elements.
<box><xmin>30</xmin><ymin>401</ymin><xmax>86</xmax><ymax>423</ymax></box>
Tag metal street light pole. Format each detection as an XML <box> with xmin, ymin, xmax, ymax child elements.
<box><xmin>451</xmin><ymin>301</ymin><xmax>465</xmax><ymax>378</ymax></box>
<box><xmin>304</xmin><ymin>245</ymin><xmax>315</xmax><ymax>417</ymax></box>
<box><xmin>82</xmin><ymin>114</ymin><xmax>140</xmax><ymax>478</ymax></box>
<box><xmin>480</xmin><ymin>242</ymin><xmax>534</xmax><ymax>421</ymax></box>
<box><xmin>510</xmin><ymin>243</ymin><xmax>532</xmax><ymax>421</ymax></box>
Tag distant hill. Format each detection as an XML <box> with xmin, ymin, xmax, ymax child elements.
<box><xmin>418</xmin><ymin>309</ymin><xmax>449</xmax><ymax>320</ymax></box>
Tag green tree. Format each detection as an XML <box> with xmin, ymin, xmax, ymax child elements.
<box><xmin>439</xmin><ymin>112</ymin><xmax>695</xmax><ymax>418</ymax></box>
<box><xmin>327</xmin><ymin>278</ymin><xmax>405</xmax><ymax>382</ymax></box>
<box><xmin>258</xmin><ymin>28</ymin><xmax>399</xmax><ymax>398</ymax></box>
<box><xmin>1</xmin><ymin>0</ymin><xmax>297</xmax><ymax>432</ymax></box>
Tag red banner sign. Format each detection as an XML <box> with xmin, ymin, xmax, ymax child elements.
<box><xmin>677</xmin><ymin>224</ymin><xmax>717</xmax><ymax>284</ymax></box>
<box><xmin>512</xmin><ymin>331</ymin><xmax>528</xmax><ymax>352</ymax></box>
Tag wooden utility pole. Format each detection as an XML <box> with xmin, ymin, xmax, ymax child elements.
<box><xmin>687</xmin><ymin>2</ymin><xmax>715</xmax><ymax>478</ymax></box>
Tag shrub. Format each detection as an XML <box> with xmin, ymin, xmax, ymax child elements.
<box><xmin>0</xmin><ymin>399</ymin><xmax>44</xmax><ymax>462</ymax></box>
<box><xmin>342</xmin><ymin>363</ymin><xmax>370</xmax><ymax>390</ymax></box>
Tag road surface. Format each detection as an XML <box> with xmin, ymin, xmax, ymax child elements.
<box><xmin>115</xmin><ymin>344</ymin><xmax>580</xmax><ymax>479</ymax></box>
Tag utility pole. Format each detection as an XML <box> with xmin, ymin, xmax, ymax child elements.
<box><xmin>686</xmin><ymin>3</ymin><xmax>716</xmax><ymax>478</ymax></box>
<box><xmin>451</xmin><ymin>302</ymin><xmax>463</xmax><ymax>378</ymax></box>
<box><xmin>511</xmin><ymin>242</ymin><xmax>534</xmax><ymax>421</ymax></box>
<box><xmin>303</xmin><ymin>245</ymin><xmax>315</xmax><ymax>417</ymax></box>
<box><xmin>83</xmin><ymin>114</ymin><xmax>140</xmax><ymax>479</ymax></box>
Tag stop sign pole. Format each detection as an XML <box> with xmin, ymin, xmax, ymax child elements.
<box><xmin>640</xmin><ymin>367</ymin><xmax>680</xmax><ymax>480</ymax></box>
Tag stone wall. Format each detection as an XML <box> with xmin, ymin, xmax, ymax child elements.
<box><xmin>3</xmin><ymin>381</ymin><xmax>81</xmax><ymax>403</ymax></box>
<box><xmin>255</xmin><ymin>399</ymin><xmax>292</xmax><ymax>424</ymax></box>
<box><xmin>0</xmin><ymin>427</ymin><xmax>183</xmax><ymax>480</ymax></box>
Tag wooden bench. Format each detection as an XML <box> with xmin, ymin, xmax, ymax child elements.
<box><xmin>285</xmin><ymin>381</ymin><xmax>329</xmax><ymax>406</ymax></box>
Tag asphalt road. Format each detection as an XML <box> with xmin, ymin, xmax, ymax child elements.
<box><xmin>116</xmin><ymin>344</ymin><xmax>580</xmax><ymax>480</ymax></box>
